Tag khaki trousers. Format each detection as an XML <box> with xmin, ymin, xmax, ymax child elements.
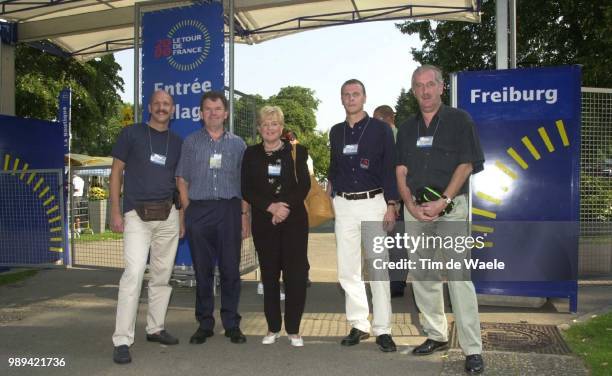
<box><xmin>112</xmin><ymin>207</ymin><xmax>179</xmax><ymax>346</ymax></box>
<box><xmin>404</xmin><ymin>195</ymin><xmax>482</xmax><ymax>355</ymax></box>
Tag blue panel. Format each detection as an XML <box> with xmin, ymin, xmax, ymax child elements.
<box><xmin>141</xmin><ymin>3</ymin><xmax>225</xmax><ymax>267</ymax></box>
<box><xmin>456</xmin><ymin>66</ymin><xmax>581</xmax><ymax>312</ymax></box>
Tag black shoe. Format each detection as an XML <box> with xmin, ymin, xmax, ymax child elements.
<box><xmin>113</xmin><ymin>345</ymin><xmax>131</xmax><ymax>364</ymax></box>
<box><xmin>224</xmin><ymin>327</ymin><xmax>247</xmax><ymax>344</ymax></box>
<box><xmin>146</xmin><ymin>330</ymin><xmax>179</xmax><ymax>345</ymax></box>
<box><xmin>340</xmin><ymin>328</ymin><xmax>370</xmax><ymax>346</ymax></box>
<box><xmin>412</xmin><ymin>339</ymin><xmax>449</xmax><ymax>355</ymax></box>
<box><xmin>465</xmin><ymin>354</ymin><xmax>484</xmax><ymax>374</ymax></box>
<box><xmin>190</xmin><ymin>328</ymin><xmax>214</xmax><ymax>344</ymax></box>
<box><xmin>390</xmin><ymin>290</ymin><xmax>405</xmax><ymax>298</ymax></box>
<box><xmin>376</xmin><ymin>334</ymin><xmax>397</xmax><ymax>352</ymax></box>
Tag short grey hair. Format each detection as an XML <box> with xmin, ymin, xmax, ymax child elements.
<box><xmin>411</xmin><ymin>65</ymin><xmax>444</xmax><ymax>88</ymax></box>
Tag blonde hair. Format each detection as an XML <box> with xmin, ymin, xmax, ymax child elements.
<box><xmin>258</xmin><ymin>105</ymin><xmax>285</xmax><ymax>126</ymax></box>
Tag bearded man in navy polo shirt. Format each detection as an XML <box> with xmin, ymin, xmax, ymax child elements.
<box><xmin>327</xmin><ymin>79</ymin><xmax>398</xmax><ymax>353</ymax></box>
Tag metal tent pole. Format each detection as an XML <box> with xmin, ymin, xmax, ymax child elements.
<box><xmin>228</xmin><ymin>0</ymin><xmax>235</xmax><ymax>133</ymax></box>
<box><xmin>496</xmin><ymin>0</ymin><xmax>508</xmax><ymax>69</ymax></box>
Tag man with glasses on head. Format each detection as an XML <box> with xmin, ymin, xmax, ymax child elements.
<box><xmin>396</xmin><ymin>65</ymin><xmax>485</xmax><ymax>373</ymax></box>
<box><xmin>327</xmin><ymin>79</ymin><xmax>399</xmax><ymax>353</ymax></box>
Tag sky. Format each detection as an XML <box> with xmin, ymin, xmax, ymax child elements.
<box><xmin>114</xmin><ymin>20</ymin><xmax>422</xmax><ymax>132</ymax></box>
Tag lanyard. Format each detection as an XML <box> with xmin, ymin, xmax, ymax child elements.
<box><xmin>342</xmin><ymin>116</ymin><xmax>371</xmax><ymax>149</ymax></box>
<box><xmin>147</xmin><ymin>124</ymin><xmax>170</xmax><ymax>157</ymax></box>
<box><xmin>417</xmin><ymin>116</ymin><xmax>441</xmax><ymax>141</ymax></box>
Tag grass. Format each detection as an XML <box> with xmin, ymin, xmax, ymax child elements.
<box><xmin>75</xmin><ymin>231</ymin><xmax>123</xmax><ymax>242</ymax></box>
<box><xmin>563</xmin><ymin>311</ymin><xmax>612</xmax><ymax>376</ymax></box>
<box><xmin>0</xmin><ymin>269</ymin><xmax>38</xmax><ymax>286</ymax></box>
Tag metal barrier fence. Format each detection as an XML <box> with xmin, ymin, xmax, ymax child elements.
<box><xmin>0</xmin><ymin>169</ymin><xmax>66</xmax><ymax>267</ymax></box>
<box><xmin>579</xmin><ymin>87</ymin><xmax>612</xmax><ymax>275</ymax></box>
<box><xmin>69</xmin><ymin>165</ymin><xmax>259</xmax><ymax>276</ymax></box>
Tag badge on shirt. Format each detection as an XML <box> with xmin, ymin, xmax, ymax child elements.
<box><xmin>416</xmin><ymin>136</ymin><xmax>434</xmax><ymax>148</ymax></box>
<box><xmin>268</xmin><ymin>164</ymin><xmax>281</xmax><ymax>176</ymax></box>
<box><xmin>149</xmin><ymin>153</ymin><xmax>167</xmax><ymax>166</ymax></box>
<box><xmin>209</xmin><ymin>153</ymin><xmax>222</xmax><ymax>169</ymax></box>
<box><xmin>360</xmin><ymin>158</ymin><xmax>370</xmax><ymax>169</ymax></box>
<box><xmin>343</xmin><ymin>144</ymin><xmax>358</xmax><ymax>155</ymax></box>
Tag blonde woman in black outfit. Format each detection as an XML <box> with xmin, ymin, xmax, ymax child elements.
<box><xmin>241</xmin><ymin>106</ymin><xmax>311</xmax><ymax>347</ymax></box>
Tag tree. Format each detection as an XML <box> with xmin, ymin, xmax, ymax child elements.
<box><xmin>397</xmin><ymin>0</ymin><xmax>612</xmax><ymax>87</ymax></box>
<box><xmin>15</xmin><ymin>45</ymin><xmax>125</xmax><ymax>155</ymax></box>
<box><xmin>394</xmin><ymin>88</ymin><xmax>418</xmax><ymax>127</ymax></box>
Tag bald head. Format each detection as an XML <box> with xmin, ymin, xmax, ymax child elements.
<box><xmin>150</xmin><ymin>89</ymin><xmax>174</xmax><ymax>106</ymax></box>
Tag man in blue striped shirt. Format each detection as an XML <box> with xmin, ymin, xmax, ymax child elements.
<box><xmin>176</xmin><ymin>91</ymin><xmax>250</xmax><ymax>345</ymax></box>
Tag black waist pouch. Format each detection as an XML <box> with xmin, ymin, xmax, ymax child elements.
<box><xmin>135</xmin><ymin>199</ymin><xmax>173</xmax><ymax>221</ymax></box>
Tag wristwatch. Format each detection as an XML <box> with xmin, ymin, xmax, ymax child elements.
<box><xmin>441</xmin><ymin>195</ymin><xmax>452</xmax><ymax>205</ymax></box>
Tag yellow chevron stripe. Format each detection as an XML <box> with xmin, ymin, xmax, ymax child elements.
<box><xmin>27</xmin><ymin>172</ymin><xmax>36</xmax><ymax>185</ymax></box>
<box><xmin>48</xmin><ymin>216</ymin><xmax>61</xmax><ymax>224</ymax></box>
<box><xmin>472</xmin><ymin>225</ymin><xmax>494</xmax><ymax>233</ymax></box>
<box><xmin>538</xmin><ymin>127</ymin><xmax>555</xmax><ymax>152</ymax></box>
<box><xmin>521</xmin><ymin>136</ymin><xmax>541</xmax><ymax>160</ymax></box>
<box><xmin>33</xmin><ymin>177</ymin><xmax>44</xmax><ymax>192</ymax></box>
<box><xmin>19</xmin><ymin>163</ymin><xmax>29</xmax><ymax>180</ymax></box>
<box><xmin>38</xmin><ymin>186</ymin><xmax>50</xmax><ymax>198</ymax></box>
<box><xmin>556</xmin><ymin>120</ymin><xmax>570</xmax><ymax>146</ymax></box>
<box><xmin>50</xmin><ymin>237</ymin><xmax>63</xmax><ymax>242</ymax></box>
<box><xmin>476</xmin><ymin>191</ymin><xmax>502</xmax><ymax>205</ymax></box>
<box><xmin>3</xmin><ymin>154</ymin><xmax>9</xmax><ymax>171</ymax></box>
<box><xmin>50</xmin><ymin>226</ymin><xmax>62</xmax><ymax>233</ymax></box>
<box><xmin>43</xmin><ymin>195</ymin><xmax>55</xmax><ymax>206</ymax></box>
<box><xmin>12</xmin><ymin>158</ymin><xmax>20</xmax><ymax>173</ymax></box>
<box><xmin>483</xmin><ymin>242</ymin><xmax>494</xmax><ymax>248</ymax></box>
<box><xmin>46</xmin><ymin>205</ymin><xmax>59</xmax><ymax>215</ymax></box>
<box><xmin>494</xmin><ymin>161</ymin><xmax>517</xmax><ymax>180</ymax></box>
<box><xmin>507</xmin><ymin>148</ymin><xmax>528</xmax><ymax>169</ymax></box>
<box><xmin>472</xmin><ymin>207</ymin><xmax>497</xmax><ymax>219</ymax></box>
<box><xmin>49</xmin><ymin>247</ymin><xmax>63</xmax><ymax>253</ymax></box>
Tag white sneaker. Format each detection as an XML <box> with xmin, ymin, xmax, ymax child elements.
<box><xmin>257</xmin><ymin>282</ymin><xmax>264</xmax><ymax>295</ymax></box>
<box><xmin>288</xmin><ymin>335</ymin><xmax>304</xmax><ymax>347</ymax></box>
<box><xmin>262</xmin><ymin>332</ymin><xmax>280</xmax><ymax>345</ymax></box>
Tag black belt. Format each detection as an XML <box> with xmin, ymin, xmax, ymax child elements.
<box><xmin>337</xmin><ymin>188</ymin><xmax>383</xmax><ymax>200</ymax></box>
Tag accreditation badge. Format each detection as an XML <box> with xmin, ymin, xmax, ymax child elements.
<box><xmin>149</xmin><ymin>153</ymin><xmax>167</xmax><ymax>166</ymax></box>
<box><xmin>268</xmin><ymin>164</ymin><xmax>281</xmax><ymax>176</ymax></box>
<box><xmin>343</xmin><ymin>144</ymin><xmax>358</xmax><ymax>155</ymax></box>
<box><xmin>416</xmin><ymin>136</ymin><xmax>434</xmax><ymax>148</ymax></box>
<box><xmin>209</xmin><ymin>153</ymin><xmax>222</xmax><ymax>169</ymax></box>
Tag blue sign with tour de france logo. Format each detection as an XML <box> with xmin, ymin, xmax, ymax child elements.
<box><xmin>141</xmin><ymin>2</ymin><xmax>224</xmax><ymax>139</ymax></box>
<box><xmin>456</xmin><ymin>66</ymin><xmax>581</xmax><ymax>311</ymax></box>
<box><xmin>141</xmin><ymin>2</ymin><xmax>224</xmax><ymax>268</ymax></box>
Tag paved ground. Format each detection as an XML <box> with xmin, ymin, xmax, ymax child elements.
<box><xmin>1</xmin><ymin>233</ymin><xmax>610</xmax><ymax>376</ymax></box>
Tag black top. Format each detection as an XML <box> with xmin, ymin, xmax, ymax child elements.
<box><xmin>327</xmin><ymin>114</ymin><xmax>399</xmax><ymax>202</ymax></box>
<box><xmin>111</xmin><ymin>123</ymin><xmax>183</xmax><ymax>213</ymax></box>
<box><xmin>241</xmin><ymin>140</ymin><xmax>311</xmax><ymax>223</ymax></box>
<box><xmin>396</xmin><ymin>104</ymin><xmax>484</xmax><ymax>195</ymax></box>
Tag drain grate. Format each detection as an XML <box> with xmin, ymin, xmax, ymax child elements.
<box><xmin>449</xmin><ymin>322</ymin><xmax>572</xmax><ymax>355</ymax></box>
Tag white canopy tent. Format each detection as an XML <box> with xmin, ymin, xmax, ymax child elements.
<box><xmin>4</xmin><ymin>1</ymin><xmax>480</xmax><ymax>59</ymax></box>
<box><xmin>0</xmin><ymin>0</ymin><xmax>488</xmax><ymax>120</ymax></box>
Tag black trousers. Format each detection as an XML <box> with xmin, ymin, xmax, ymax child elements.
<box><xmin>186</xmin><ymin>199</ymin><xmax>242</xmax><ymax>331</ymax></box>
<box><xmin>389</xmin><ymin>202</ymin><xmax>408</xmax><ymax>293</ymax></box>
<box><xmin>252</xmin><ymin>212</ymin><xmax>309</xmax><ymax>334</ymax></box>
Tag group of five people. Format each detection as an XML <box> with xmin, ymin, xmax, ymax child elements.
<box><xmin>109</xmin><ymin>64</ymin><xmax>485</xmax><ymax>374</ymax></box>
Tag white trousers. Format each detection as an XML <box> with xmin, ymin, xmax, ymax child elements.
<box><xmin>333</xmin><ymin>194</ymin><xmax>392</xmax><ymax>336</ymax></box>
<box><xmin>112</xmin><ymin>207</ymin><xmax>179</xmax><ymax>347</ymax></box>
<box><xmin>404</xmin><ymin>195</ymin><xmax>482</xmax><ymax>355</ymax></box>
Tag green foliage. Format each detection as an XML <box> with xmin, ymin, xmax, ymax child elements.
<box><xmin>563</xmin><ymin>312</ymin><xmax>612</xmax><ymax>376</ymax></box>
<box><xmin>394</xmin><ymin>88</ymin><xmax>419</xmax><ymax>127</ymax></box>
<box><xmin>396</xmin><ymin>0</ymin><xmax>612</xmax><ymax>87</ymax></box>
<box><xmin>0</xmin><ymin>269</ymin><xmax>38</xmax><ymax>286</ymax></box>
<box><xmin>15</xmin><ymin>45</ymin><xmax>125</xmax><ymax>156</ymax></box>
